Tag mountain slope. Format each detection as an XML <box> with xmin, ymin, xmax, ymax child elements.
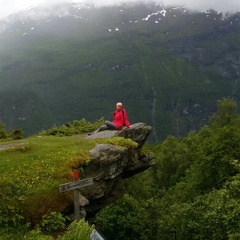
<box><xmin>0</xmin><ymin>2</ymin><xmax>239</xmax><ymax>142</ymax></box>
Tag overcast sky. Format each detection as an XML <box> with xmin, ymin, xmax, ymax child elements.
<box><xmin>1</xmin><ymin>0</ymin><xmax>239</xmax><ymax>20</ymax></box>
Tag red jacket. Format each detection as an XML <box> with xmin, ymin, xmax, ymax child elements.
<box><xmin>113</xmin><ymin>105</ymin><xmax>130</xmax><ymax>130</ymax></box>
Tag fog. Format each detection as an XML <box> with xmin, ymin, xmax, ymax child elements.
<box><xmin>1</xmin><ymin>0</ymin><xmax>239</xmax><ymax>20</ymax></box>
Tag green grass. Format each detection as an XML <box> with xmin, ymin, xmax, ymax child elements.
<box><xmin>0</xmin><ymin>134</ymin><xmax>89</xmax><ymax>176</ymax></box>
<box><xmin>0</xmin><ymin>134</ymin><xmax>92</xmax><ymax>225</ymax></box>
<box><xmin>0</xmin><ymin>134</ymin><xmax>138</xmax><ymax>226</ymax></box>
<box><xmin>0</xmin><ymin>133</ymin><xmax>114</xmax><ymax>190</ymax></box>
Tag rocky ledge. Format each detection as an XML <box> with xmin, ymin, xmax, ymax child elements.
<box><xmin>79</xmin><ymin>123</ymin><xmax>155</xmax><ymax>219</ymax></box>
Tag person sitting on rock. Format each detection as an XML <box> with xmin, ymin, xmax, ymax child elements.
<box><xmin>90</xmin><ymin>102</ymin><xmax>130</xmax><ymax>135</ymax></box>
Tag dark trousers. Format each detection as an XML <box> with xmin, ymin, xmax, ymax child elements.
<box><xmin>98</xmin><ymin>121</ymin><xmax>118</xmax><ymax>132</ymax></box>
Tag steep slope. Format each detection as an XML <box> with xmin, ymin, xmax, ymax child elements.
<box><xmin>0</xmin><ymin>2</ymin><xmax>239</xmax><ymax>142</ymax></box>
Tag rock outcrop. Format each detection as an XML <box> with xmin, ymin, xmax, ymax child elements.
<box><xmin>79</xmin><ymin>123</ymin><xmax>154</xmax><ymax>219</ymax></box>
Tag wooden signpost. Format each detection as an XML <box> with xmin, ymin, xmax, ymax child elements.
<box><xmin>59</xmin><ymin>169</ymin><xmax>93</xmax><ymax>221</ymax></box>
<box><xmin>59</xmin><ymin>177</ymin><xmax>94</xmax><ymax>193</ymax></box>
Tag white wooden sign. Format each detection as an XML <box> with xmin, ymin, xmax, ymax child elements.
<box><xmin>59</xmin><ymin>177</ymin><xmax>93</xmax><ymax>193</ymax></box>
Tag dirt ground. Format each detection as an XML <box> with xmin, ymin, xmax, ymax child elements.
<box><xmin>0</xmin><ymin>142</ymin><xmax>26</xmax><ymax>151</ymax></box>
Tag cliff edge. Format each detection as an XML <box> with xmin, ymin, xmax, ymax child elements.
<box><xmin>80</xmin><ymin>123</ymin><xmax>155</xmax><ymax>218</ymax></box>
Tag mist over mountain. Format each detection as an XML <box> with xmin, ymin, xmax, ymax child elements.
<box><xmin>0</xmin><ymin>1</ymin><xmax>239</xmax><ymax>142</ymax></box>
<box><xmin>1</xmin><ymin>0</ymin><xmax>239</xmax><ymax>20</ymax></box>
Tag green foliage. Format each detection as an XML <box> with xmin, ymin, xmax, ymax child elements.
<box><xmin>1</xmin><ymin>98</ymin><xmax>240</xmax><ymax>239</ymax></box>
<box><xmin>0</xmin><ymin>122</ymin><xmax>24</xmax><ymax>140</ymax></box>
<box><xmin>57</xmin><ymin>220</ymin><xmax>94</xmax><ymax>240</ymax></box>
<box><xmin>156</xmin><ymin>176</ymin><xmax>240</xmax><ymax>240</ymax></box>
<box><xmin>23</xmin><ymin>229</ymin><xmax>54</xmax><ymax>240</ymax></box>
<box><xmin>210</xmin><ymin>98</ymin><xmax>239</xmax><ymax>128</ymax></box>
<box><xmin>0</xmin><ymin>219</ymin><xmax>94</xmax><ymax>240</ymax></box>
<box><xmin>40</xmin><ymin>118</ymin><xmax>105</xmax><ymax>137</ymax></box>
<box><xmin>148</xmin><ymin>132</ymin><xmax>201</xmax><ymax>190</ymax></box>
<box><xmin>0</xmin><ymin>115</ymin><xmax>141</xmax><ymax>238</ymax></box>
<box><xmin>0</xmin><ymin>224</ymin><xmax>31</xmax><ymax>240</ymax></box>
<box><xmin>97</xmin><ymin>98</ymin><xmax>240</xmax><ymax>240</ymax></box>
<box><xmin>96</xmin><ymin>194</ymin><xmax>157</xmax><ymax>240</ymax></box>
<box><xmin>41</xmin><ymin>212</ymin><xmax>68</xmax><ymax>233</ymax></box>
<box><xmin>0</xmin><ymin>122</ymin><xmax>6</xmax><ymax>139</ymax></box>
<box><xmin>0</xmin><ymin>134</ymin><xmax>98</xmax><ymax>227</ymax></box>
<box><xmin>96</xmin><ymin>136</ymin><xmax>138</xmax><ymax>149</ymax></box>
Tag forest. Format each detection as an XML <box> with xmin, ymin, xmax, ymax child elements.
<box><xmin>94</xmin><ymin>98</ymin><xmax>240</xmax><ymax>239</ymax></box>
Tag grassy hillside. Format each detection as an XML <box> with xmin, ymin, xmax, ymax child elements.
<box><xmin>0</xmin><ymin>135</ymin><xmax>89</xmax><ymax>225</ymax></box>
<box><xmin>0</xmin><ymin>130</ymin><xmax>137</xmax><ymax>229</ymax></box>
<box><xmin>0</xmin><ymin>2</ymin><xmax>239</xmax><ymax>142</ymax></box>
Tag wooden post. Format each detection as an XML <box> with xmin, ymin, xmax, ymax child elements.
<box><xmin>59</xmin><ymin>171</ymin><xmax>93</xmax><ymax>221</ymax></box>
<box><xmin>73</xmin><ymin>169</ymin><xmax>80</xmax><ymax>221</ymax></box>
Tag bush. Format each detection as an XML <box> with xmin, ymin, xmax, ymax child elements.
<box><xmin>41</xmin><ymin>212</ymin><xmax>68</xmax><ymax>233</ymax></box>
<box><xmin>0</xmin><ymin>122</ymin><xmax>24</xmax><ymax>140</ymax></box>
<box><xmin>7</xmin><ymin>129</ymin><xmax>24</xmax><ymax>140</ymax></box>
<box><xmin>40</xmin><ymin>118</ymin><xmax>105</xmax><ymax>137</ymax></box>
<box><xmin>0</xmin><ymin>122</ymin><xmax>7</xmax><ymax>139</ymax></box>
<box><xmin>57</xmin><ymin>220</ymin><xmax>94</xmax><ymax>240</ymax></box>
<box><xmin>23</xmin><ymin>229</ymin><xmax>54</xmax><ymax>240</ymax></box>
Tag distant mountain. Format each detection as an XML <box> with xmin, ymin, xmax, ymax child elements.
<box><xmin>0</xmin><ymin>1</ymin><xmax>239</xmax><ymax>142</ymax></box>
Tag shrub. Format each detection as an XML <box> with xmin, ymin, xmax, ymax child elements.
<box><xmin>0</xmin><ymin>122</ymin><xmax>7</xmax><ymax>139</ymax></box>
<box><xmin>40</xmin><ymin>118</ymin><xmax>105</xmax><ymax>137</ymax></box>
<box><xmin>41</xmin><ymin>212</ymin><xmax>68</xmax><ymax>233</ymax></box>
<box><xmin>23</xmin><ymin>229</ymin><xmax>54</xmax><ymax>240</ymax></box>
<box><xmin>6</xmin><ymin>129</ymin><xmax>24</xmax><ymax>140</ymax></box>
<box><xmin>0</xmin><ymin>122</ymin><xmax>24</xmax><ymax>140</ymax></box>
<box><xmin>57</xmin><ymin>220</ymin><xmax>94</xmax><ymax>240</ymax></box>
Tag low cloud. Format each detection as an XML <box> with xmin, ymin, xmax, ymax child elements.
<box><xmin>78</xmin><ymin>0</ymin><xmax>240</xmax><ymax>13</ymax></box>
<box><xmin>164</xmin><ymin>0</ymin><xmax>240</xmax><ymax>13</ymax></box>
<box><xmin>1</xmin><ymin>0</ymin><xmax>239</xmax><ymax>20</ymax></box>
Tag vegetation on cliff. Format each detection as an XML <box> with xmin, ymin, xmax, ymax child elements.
<box><xmin>0</xmin><ymin>98</ymin><xmax>239</xmax><ymax>239</ymax></box>
<box><xmin>0</xmin><ymin>122</ymin><xmax>138</xmax><ymax>239</ymax></box>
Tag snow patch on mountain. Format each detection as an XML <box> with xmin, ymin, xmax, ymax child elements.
<box><xmin>0</xmin><ymin>2</ymin><xmax>238</xmax><ymax>36</ymax></box>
